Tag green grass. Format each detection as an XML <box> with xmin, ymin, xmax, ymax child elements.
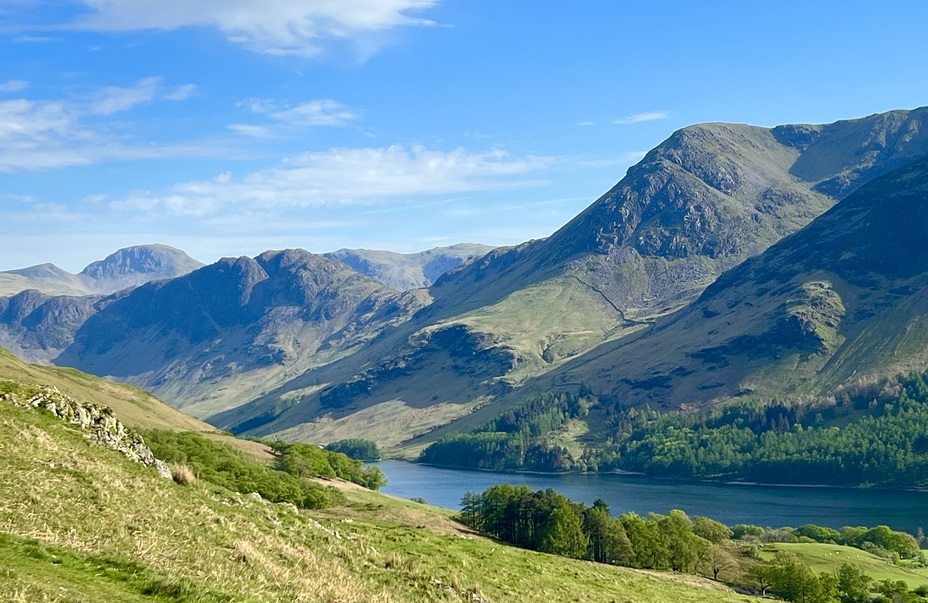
<box><xmin>0</xmin><ymin>386</ymin><xmax>764</xmax><ymax>603</ymax></box>
<box><xmin>455</xmin><ymin>276</ymin><xmax>625</xmax><ymax>378</ymax></box>
<box><xmin>760</xmin><ymin>542</ymin><xmax>928</xmax><ymax>589</ymax></box>
<box><xmin>0</xmin><ymin>532</ymin><xmax>228</xmax><ymax>603</ymax></box>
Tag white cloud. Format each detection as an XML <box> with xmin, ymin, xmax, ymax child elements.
<box><xmin>234</xmin><ymin>98</ymin><xmax>358</xmax><ymax>134</ymax></box>
<box><xmin>0</xmin><ymin>77</ymin><xmax>202</xmax><ymax>171</ymax></box>
<box><xmin>0</xmin><ymin>80</ymin><xmax>29</xmax><ymax>93</ymax></box>
<box><xmin>0</xmin><ymin>98</ymin><xmax>82</xmax><ymax>147</ymax></box>
<box><xmin>13</xmin><ymin>36</ymin><xmax>55</xmax><ymax>43</ymax></box>
<box><xmin>67</xmin><ymin>0</ymin><xmax>440</xmax><ymax>57</ymax></box>
<box><xmin>269</xmin><ymin>99</ymin><xmax>357</xmax><ymax>127</ymax></box>
<box><xmin>110</xmin><ymin>145</ymin><xmax>553</xmax><ymax>216</ymax></box>
<box><xmin>164</xmin><ymin>83</ymin><xmax>196</xmax><ymax>101</ymax></box>
<box><xmin>613</xmin><ymin>111</ymin><xmax>671</xmax><ymax>125</ymax></box>
<box><xmin>227</xmin><ymin>123</ymin><xmax>276</xmax><ymax>139</ymax></box>
<box><xmin>88</xmin><ymin>76</ymin><xmax>194</xmax><ymax>115</ymax></box>
<box><xmin>88</xmin><ymin>76</ymin><xmax>161</xmax><ymax>115</ymax></box>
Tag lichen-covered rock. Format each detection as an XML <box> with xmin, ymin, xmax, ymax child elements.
<box><xmin>4</xmin><ymin>385</ymin><xmax>171</xmax><ymax>478</ymax></box>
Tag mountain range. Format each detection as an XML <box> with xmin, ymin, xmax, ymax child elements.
<box><xmin>4</xmin><ymin>106</ymin><xmax>928</xmax><ymax>453</ymax></box>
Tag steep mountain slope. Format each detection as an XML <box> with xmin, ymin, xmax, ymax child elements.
<box><xmin>55</xmin><ymin>249</ymin><xmax>430</xmax><ymax>418</ymax></box>
<box><xmin>224</xmin><ymin>108</ymin><xmax>928</xmax><ymax>445</ymax></box>
<box><xmin>0</xmin><ymin>244</ymin><xmax>204</xmax><ymax>296</ymax></box>
<box><xmin>0</xmin><ymin>290</ymin><xmax>105</xmax><ymax>363</ymax></box>
<box><xmin>544</xmin><ymin>156</ymin><xmax>928</xmax><ymax>410</ymax></box>
<box><xmin>324</xmin><ymin>243</ymin><xmax>494</xmax><ymax>290</ymax></box>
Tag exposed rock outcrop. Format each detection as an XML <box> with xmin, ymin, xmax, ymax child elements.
<box><xmin>1</xmin><ymin>384</ymin><xmax>171</xmax><ymax>478</ymax></box>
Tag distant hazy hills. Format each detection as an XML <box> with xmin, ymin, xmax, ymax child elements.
<box><xmin>4</xmin><ymin>107</ymin><xmax>928</xmax><ymax>451</ymax></box>
<box><xmin>324</xmin><ymin>244</ymin><xmax>494</xmax><ymax>291</ymax></box>
<box><xmin>0</xmin><ymin>244</ymin><xmax>204</xmax><ymax>297</ymax></box>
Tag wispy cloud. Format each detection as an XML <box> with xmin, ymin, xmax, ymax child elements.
<box><xmin>230</xmin><ymin>97</ymin><xmax>359</xmax><ymax>138</ymax></box>
<box><xmin>227</xmin><ymin>124</ymin><xmax>276</xmax><ymax>139</ymax></box>
<box><xmin>109</xmin><ymin>145</ymin><xmax>554</xmax><ymax>217</ymax></box>
<box><xmin>54</xmin><ymin>0</ymin><xmax>440</xmax><ymax>58</ymax></box>
<box><xmin>269</xmin><ymin>100</ymin><xmax>357</xmax><ymax>127</ymax></box>
<box><xmin>87</xmin><ymin>76</ymin><xmax>194</xmax><ymax>115</ymax></box>
<box><xmin>613</xmin><ymin>111</ymin><xmax>671</xmax><ymax>125</ymax></box>
<box><xmin>576</xmin><ymin>121</ymin><xmax>594</xmax><ymax>127</ymax></box>
<box><xmin>0</xmin><ymin>80</ymin><xmax>29</xmax><ymax>93</ymax></box>
<box><xmin>0</xmin><ymin>77</ymin><xmax>201</xmax><ymax>172</ymax></box>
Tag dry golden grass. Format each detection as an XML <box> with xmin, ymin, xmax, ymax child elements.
<box><xmin>0</xmin><ymin>347</ymin><xmax>213</xmax><ymax>432</ymax></box>
<box><xmin>170</xmin><ymin>463</ymin><xmax>197</xmax><ymax>486</ymax></box>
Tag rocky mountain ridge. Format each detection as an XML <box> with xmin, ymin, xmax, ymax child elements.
<box><xmin>546</xmin><ymin>155</ymin><xmax>928</xmax><ymax>410</ymax></box>
<box><xmin>230</xmin><ymin>107</ymin><xmax>928</xmax><ymax>445</ymax></box>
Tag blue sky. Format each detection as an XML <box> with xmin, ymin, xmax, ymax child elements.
<box><xmin>1</xmin><ymin>0</ymin><xmax>927</xmax><ymax>272</ymax></box>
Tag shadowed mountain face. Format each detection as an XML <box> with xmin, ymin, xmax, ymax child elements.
<box><xmin>324</xmin><ymin>244</ymin><xmax>495</xmax><ymax>291</ymax></box>
<box><xmin>53</xmin><ymin>249</ymin><xmax>430</xmax><ymax>417</ymax></box>
<box><xmin>542</xmin><ymin>156</ymin><xmax>928</xmax><ymax>411</ymax></box>
<box><xmin>0</xmin><ymin>291</ymin><xmax>104</xmax><ymax>363</ymax></box>
<box><xmin>0</xmin><ymin>244</ymin><xmax>204</xmax><ymax>297</ymax></box>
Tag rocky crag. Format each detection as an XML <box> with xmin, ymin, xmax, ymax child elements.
<box><xmin>1</xmin><ymin>383</ymin><xmax>170</xmax><ymax>478</ymax></box>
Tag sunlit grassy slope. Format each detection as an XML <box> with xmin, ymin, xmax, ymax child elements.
<box><xmin>0</xmin><ymin>375</ymin><xmax>760</xmax><ymax>603</ymax></box>
<box><xmin>0</xmin><ymin>346</ymin><xmax>211</xmax><ymax>432</ymax></box>
<box><xmin>760</xmin><ymin>543</ymin><xmax>928</xmax><ymax>589</ymax></box>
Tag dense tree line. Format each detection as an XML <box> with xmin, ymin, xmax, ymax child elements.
<box><xmin>460</xmin><ymin>484</ymin><xmax>928</xmax><ymax>602</ymax></box>
<box><xmin>144</xmin><ymin>430</ymin><xmax>347</xmax><ymax>508</ymax></box>
<box><xmin>144</xmin><ymin>431</ymin><xmax>386</xmax><ymax>509</ymax></box>
<box><xmin>419</xmin><ymin>391</ymin><xmax>592</xmax><ymax>470</ymax></box>
<box><xmin>324</xmin><ymin>438</ymin><xmax>382</xmax><ymax>461</ymax></box>
<box><xmin>424</xmin><ymin>370</ymin><xmax>928</xmax><ymax>487</ymax></box>
<box><xmin>592</xmin><ymin>371</ymin><xmax>928</xmax><ymax>486</ymax></box>
<box><xmin>270</xmin><ymin>440</ymin><xmax>386</xmax><ymax>490</ymax></box>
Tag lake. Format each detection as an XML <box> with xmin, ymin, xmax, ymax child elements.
<box><xmin>374</xmin><ymin>460</ymin><xmax>928</xmax><ymax>534</ymax></box>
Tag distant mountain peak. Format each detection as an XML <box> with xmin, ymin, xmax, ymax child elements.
<box><xmin>1</xmin><ymin>244</ymin><xmax>204</xmax><ymax>297</ymax></box>
<box><xmin>79</xmin><ymin>244</ymin><xmax>203</xmax><ymax>281</ymax></box>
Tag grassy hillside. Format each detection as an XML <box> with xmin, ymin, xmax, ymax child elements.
<box><xmin>760</xmin><ymin>543</ymin><xmax>928</xmax><ymax>589</ymax></box>
<box><xmin>0</xmin><ymin>346</ymin><xmax>210</xmax><ymax>432</ymax></box>
<box><xmin>0</xmin><ymin>379</ymin><xmax>761</xmax><ymax>603</ymax></box>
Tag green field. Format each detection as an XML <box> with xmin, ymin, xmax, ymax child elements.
<box><xmin>761</xmin><ymin>542</ymin><xmax>928</xmax><ymax>589</ymax></box>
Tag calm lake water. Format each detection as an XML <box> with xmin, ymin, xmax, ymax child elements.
<box><xmin>374</xmin><ymin>460</ymin><xmax>928</xmax><ymax>534</ymax></box>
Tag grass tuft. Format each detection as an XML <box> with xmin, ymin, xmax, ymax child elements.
<box><xmin>170</xmin><ymin>463</ymin><xmax>197</xmax><ymax>486</ymax></box>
